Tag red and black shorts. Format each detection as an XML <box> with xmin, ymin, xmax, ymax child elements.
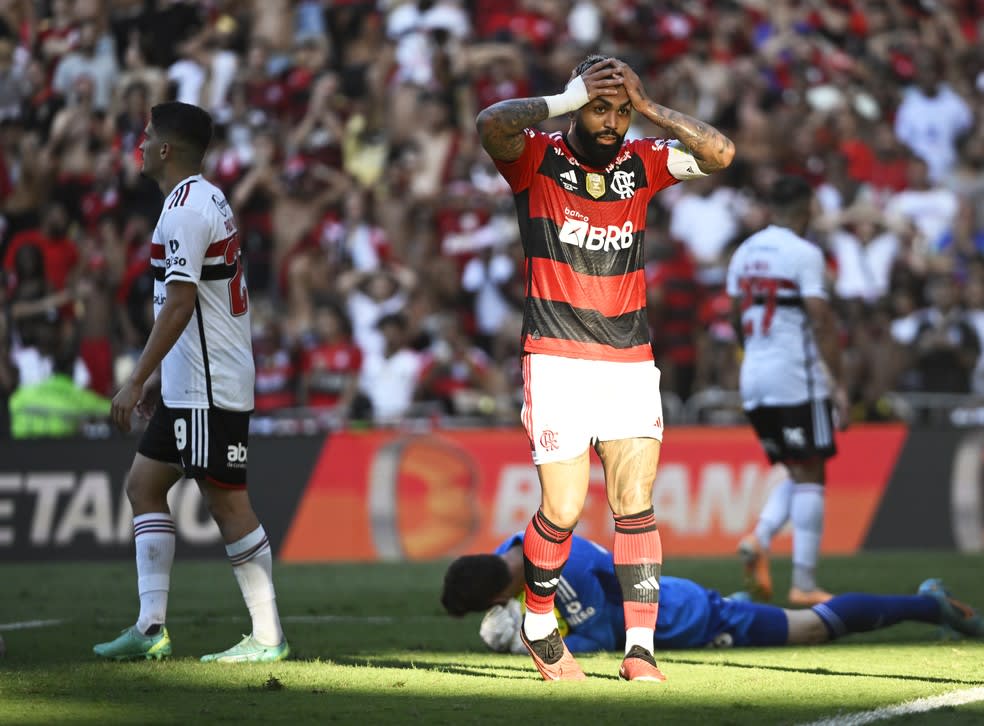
<box><xmin>138</xmin><ymin>404</ymin><xmax>250</xmax><ymax>488</ymax></box>
<box><xmin>745</xmin><ymin>400</ymin><xmax>836</xmax><ymax>465</ymax></box>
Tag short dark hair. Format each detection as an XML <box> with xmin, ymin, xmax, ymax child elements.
<box><xmin>376</xmin><ymin>312</ymin><xmax>407</xmax><ymax>331</ymax></box>
<box><xmin>151</xmin><ymin>102</ymin><xmax>214</xmax><ymax>160</ymax></box>
<box><xmin>441</xmin><ymin>554</ymin><xmax>511</xmax><ymax>617</ymax></box>
<box><xmin>768</xmin><ymin>175</ymin><xmax>813</xmax><ymax>210</ymax></box>
<box><xmin>572</xmin><ymin>54</ymin><xmax>617</xmax><ymax>79</ymax></box>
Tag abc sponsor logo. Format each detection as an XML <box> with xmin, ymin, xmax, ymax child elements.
<box><xmin>226</xmin><ymin>443</ymin><xmax>248</xmax><ymax>468</ymax></box>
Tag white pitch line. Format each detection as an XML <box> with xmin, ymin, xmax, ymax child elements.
<box><xmin>0</xmin><ymin>619</ymin><xmax>66</xmax><ymax>631</ymax></box>
<box><xmin>799</xmin><ymin>686</ymin><xmax>984</xmax><ymax>726</ymax></box>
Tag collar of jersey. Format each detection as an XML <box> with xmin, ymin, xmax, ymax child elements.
<box><xmin>165</xmin><ymin>173</ymin><xmax>204</xmax><ymax>199</ymax></box>
<box><xmin>559</xmin><ymin>132</ymin><xmax>627</xmax><ymax>173</ymax></box>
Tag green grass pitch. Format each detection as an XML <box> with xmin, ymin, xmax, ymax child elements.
<box><xmin>1</xmin><ymin>551</ymin><xmax>983</xmax><ymax>725</ymax></box>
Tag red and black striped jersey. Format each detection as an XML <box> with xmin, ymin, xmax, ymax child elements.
<box><xmin>495</xmin><ymin>128</ymin><xmax>679</xmax><ymax>362</ymax></box>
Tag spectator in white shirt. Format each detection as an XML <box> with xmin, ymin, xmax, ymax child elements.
<box><xmin>359</xmin><ymin>313</ymin><xmax>423</xmax><ymax>424</ymax></box>
<box><xmin>461</xmin><ymin>243</ymin><xmax>519</xmax><ymax>353</ymax></box>
<box><xmin>52</xmin><ymin>20</ymin><xmax>118</xmax><ymax>110</ymax></box>
<box><xmin>667</xmin><ymin>174</ymin><xmax>740</xmax><ymax>286</ymax></box>
<box><xmin>885</xmin><ymin>156</ymin><xmax>959</xmax><ymax>254</ymax></box>
<box><xmin>340</xmin><ymin>266</ymin><xmax>416</xmax><ymax>356</ymax></box>
<box><xmin>829</xmin><ymin>202</ymin><xmax>901</xmax><ymax>304</ymax></box>
<box><xmin>893</xmin><ymin>52</ymin><xmax>973</xmax><ymax>184</ymax></box>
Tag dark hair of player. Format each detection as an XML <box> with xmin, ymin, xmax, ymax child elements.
<box><xmin>150</xmin><ymin>102</ymin><xmax>214</xmax><ymax>162</ymax></box>
<box><xmin>768</xmin><ymin>175</ymin><xmax>814</xmax><ymax>211</ymax></box>
<box><xmin>571</xmin><ymin>54</ymin><xmax>621</xmax><ymax>79</ymax></box>
<box><xmin>441</xmin><ymin>554</ymin><xmax>512</xmax><ymax>617</ymax></box>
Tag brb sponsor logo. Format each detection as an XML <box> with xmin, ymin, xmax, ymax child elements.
<box><xmin>559</xmin><ymin>215</ymin><xmax>635</xmax><ymax>252</ymax></box>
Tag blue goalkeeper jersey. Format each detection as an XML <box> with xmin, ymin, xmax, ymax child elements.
<box><xmin>495</xmin><ymin>533</ymin><xmax>778</xmax><ymax>652</ymax></box>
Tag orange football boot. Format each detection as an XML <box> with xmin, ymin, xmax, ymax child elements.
<box><xmin>519</xmin><ymin>627</ymin><xmax>586</xmax><ymax>681</ymax></box>
<box><xmin>737</xmin><ymin>534</ymin><xmax>773</xmax><ymax>602</ymax></box>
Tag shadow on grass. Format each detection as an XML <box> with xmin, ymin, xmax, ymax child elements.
<box><xmin>326</xmin><ymin>654</ymin><xmax>533</xmax><ymax>680</ymax></box>
<box><xmin>660</xmin><ymin>656</ymin><xmax>984</xmax><ymax>686</ymax></box>
<box><xmin>323</xmin><ymin>654</ymin><xmax>628</xmax><ymax>682</ymax></box>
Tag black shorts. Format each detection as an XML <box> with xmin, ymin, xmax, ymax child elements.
<box><xmin>138</xmin><ymin>404</ymin><xmax>250</xmax><ymax>488</ymax></box>
<box><xmin>745</xmin><ymin>400</ymin><xmax>836</xmax><ymax>464</ymax></box>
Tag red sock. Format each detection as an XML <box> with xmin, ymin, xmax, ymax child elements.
<box><xmin>614</xmin><ymin>508</ymin><xmax>662</xmax><ymax>630</ymax></box>
<box><xmin>523</xmin><ymin>509</ymin><xmax>573</xmax><ymax>614</ymax></box>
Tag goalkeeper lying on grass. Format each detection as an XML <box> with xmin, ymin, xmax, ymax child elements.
<box><xmin>441</xmin><ymin>533</ymin><xmax>984</xmax><ymax>654</ymax></box>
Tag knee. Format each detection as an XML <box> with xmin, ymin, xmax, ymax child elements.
<box><xmin>125</xmin><ymin>473</ymin><xmax>152</xmax><ymax>508</ymax></box>
<box><xmin>608</xmin><ymin>483</ymin><xmax>654</xmax><ymax>518</ymax></box>
<box><xmin>201</xmin><ymin>487</ymin><xmax>253</xmax><ymax>527</ymax></box>
<box><xmin>203</xmin><ymin>493</ymin><xmax>237</xmax><ymax>524</ymax></box>
<box><xmin>539</xmin><ymin>501</ymin><xmax>582</xmax><ymax>530</ymax></box>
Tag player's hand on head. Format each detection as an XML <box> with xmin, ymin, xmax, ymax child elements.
<box><xmin>579</xmin><ymin>58</ymin><xmax>623</xmax><ymax>101</ymax></box>
<box><xmin>609</xmin><ymin>60</ymin><xmax>647</xmax><ymax>110</ymax></box>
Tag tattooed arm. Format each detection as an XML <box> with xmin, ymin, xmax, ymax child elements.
<box><xmin>476</xmin><ymin>59</ymin><xmax>624</xmax><ymax>162</ymax></box>
<box><xmin>475</xmin><ymin>98</ymin><xmax>549</xmax><ymax>162</ymax></box>
<box><xmin>612</xmin><ymin>60</ymin><xmax>735</xmax><ymax>173</ymax></box>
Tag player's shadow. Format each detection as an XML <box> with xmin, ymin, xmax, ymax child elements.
<box><xmin>660</xmin><ymin>656</ymin><xmax>984</xmax><ymax>686</ymax></box>
<box><xmin>325</xmin><ymin>654</ymin><xmax>534</xmax><ymax>680</ymax></box>
<box><xmin>323</xmin><ymin>654</ymin><xmax>627</xmax><ymax>682</ymax></box>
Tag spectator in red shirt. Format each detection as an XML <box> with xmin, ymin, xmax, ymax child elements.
<box><xmin>3</xmin><ymin>202</ymin><xmax>80</xmax><ymax>306</ymax></box>
<box><xmin>298</xmin><ymin>303</ymin><xmax>364</xmax><ymax>418</ymax></box>
<box><xmin>418</xmin><ymin>315</ymin><xmax>502</xmax><ymax>416</ymax></box>
<box><xmin>646</xmin><ymin>235</ymin><xmax>699</xmax><ymax>401</ymax></box>
<box><xmin>253</xmin><ymin>306</ymin><xmax>298</xmax><ymax>413</ymax></box>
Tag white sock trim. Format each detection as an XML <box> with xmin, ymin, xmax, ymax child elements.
<box><xmin>625</xmin><ymin>627</ymin><xmax>655</xmax><ymax>655</ymax></box>
<box><xmin>523</xmin><ymin>610</ymin><xmax>559</xmax><ymax>641</ymax></box>
<box><xmin>226</xmin><ymin>526</ymin><xmax>270</xmax><ymax>566</ymax></box>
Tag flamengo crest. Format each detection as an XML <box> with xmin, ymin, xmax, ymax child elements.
<box><xmin>612</xmin><ymin>170</ymin><xmax>636</xmax><ymax>199</ymax></box>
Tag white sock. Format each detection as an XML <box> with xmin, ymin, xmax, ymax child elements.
<box><xmin>523</xmin><ymin>610</ymin><xmax>559</xmax><ymax>641</ymax></box>
<box><xmin>791</xmin><ymin>483</ymin><xmax>825</xmax><ymax>592</ymax></box>
<box><xmin>624</xmin><ymin>627</ymin><xmax>655</xmax><ymax>655</ymax></box>
<box><xmin>226</xmin><ymin>526</ymin><xmax>284</xmax><ymax>646</ymax></box>
<box><xmin>134</xmin><ymin>513</ymin><xmax>176</xmax><ymax>635</ymax></box>
<box><xmin>755</xmin><ymin>478</ymin><xmax>793</xmax><ymax>549</ymax></box>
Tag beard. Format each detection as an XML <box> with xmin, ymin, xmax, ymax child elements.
<box><xmin>571</xmin><ymin>116</ymin><xmax>624</xmax><ymax>168</ymax></box>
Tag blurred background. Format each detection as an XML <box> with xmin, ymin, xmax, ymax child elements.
<box><xmin>2</xmin><ymin>0</ymin><xmax>984</xmax><ymax>434</ymax></box>
<box><xmin>1</xmin><ymin>0</ymin><xmax>983</xmax><ymax>562</ymax></box>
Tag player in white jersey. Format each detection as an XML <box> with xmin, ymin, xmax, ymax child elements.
<box><xmin>94</xmin><ymin>103</ymin><xmax>288</xmax><ymax>664</ymax></box>
<box><xmin>725</xmin><ymin>176</ymin><xmax>848</xmax><ymax>608</ymax></box>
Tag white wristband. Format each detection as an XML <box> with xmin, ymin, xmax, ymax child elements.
<box><xmin>542</xmin><ymin>76</ymin><xmax>590</xmax><ymax>118</ymax></box>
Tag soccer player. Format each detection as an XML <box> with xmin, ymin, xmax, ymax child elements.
<box><xmin>441</xmin><ymin>534</ymin><xmax>984</xmax><ymax>655</ymax></box>
<box><xmin>726</xmin><ymin>176</ymin><xmax>849</xmax><ymax>607</ymax></box>
<box><xmin>93</xmin><ymin>102</ymin><xmax>288</xmax><ymax>663</ymax></box>
<box><xmin>476</xmin><ymin>55</ymin><xmax>734</xmax><ymax>681</ymax></box>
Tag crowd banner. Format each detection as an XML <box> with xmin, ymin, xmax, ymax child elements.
<box><xmin>5</xmin><ymin>424</ymin><xmax>982</xmax><ymax>561</ymax></box>
<box><xmin>0</xmin><ymin>436</ymin><xmax>320</xmax><ymax>561</ymax></box>
<box><xmin>280</xmin><ymin>425</ymin><xmax>909</xmax><ymax>561</ymax></box>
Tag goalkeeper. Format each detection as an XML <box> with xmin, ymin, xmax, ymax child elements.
<box><xmin>441</xmin><ymin>533</ymin><xmax>984</xmax><ymax>654</ymax></box>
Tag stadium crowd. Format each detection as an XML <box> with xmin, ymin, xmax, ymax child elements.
<box><xmin>1</xmin><ymin>0</ymin><xmax>983</xmax><ymax>438</ymax></box>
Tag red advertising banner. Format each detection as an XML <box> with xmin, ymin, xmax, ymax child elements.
<box><xmin>280</xmin><ymin>425</ymin><xmax>907</xmax><ymax>561</ymax></box>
